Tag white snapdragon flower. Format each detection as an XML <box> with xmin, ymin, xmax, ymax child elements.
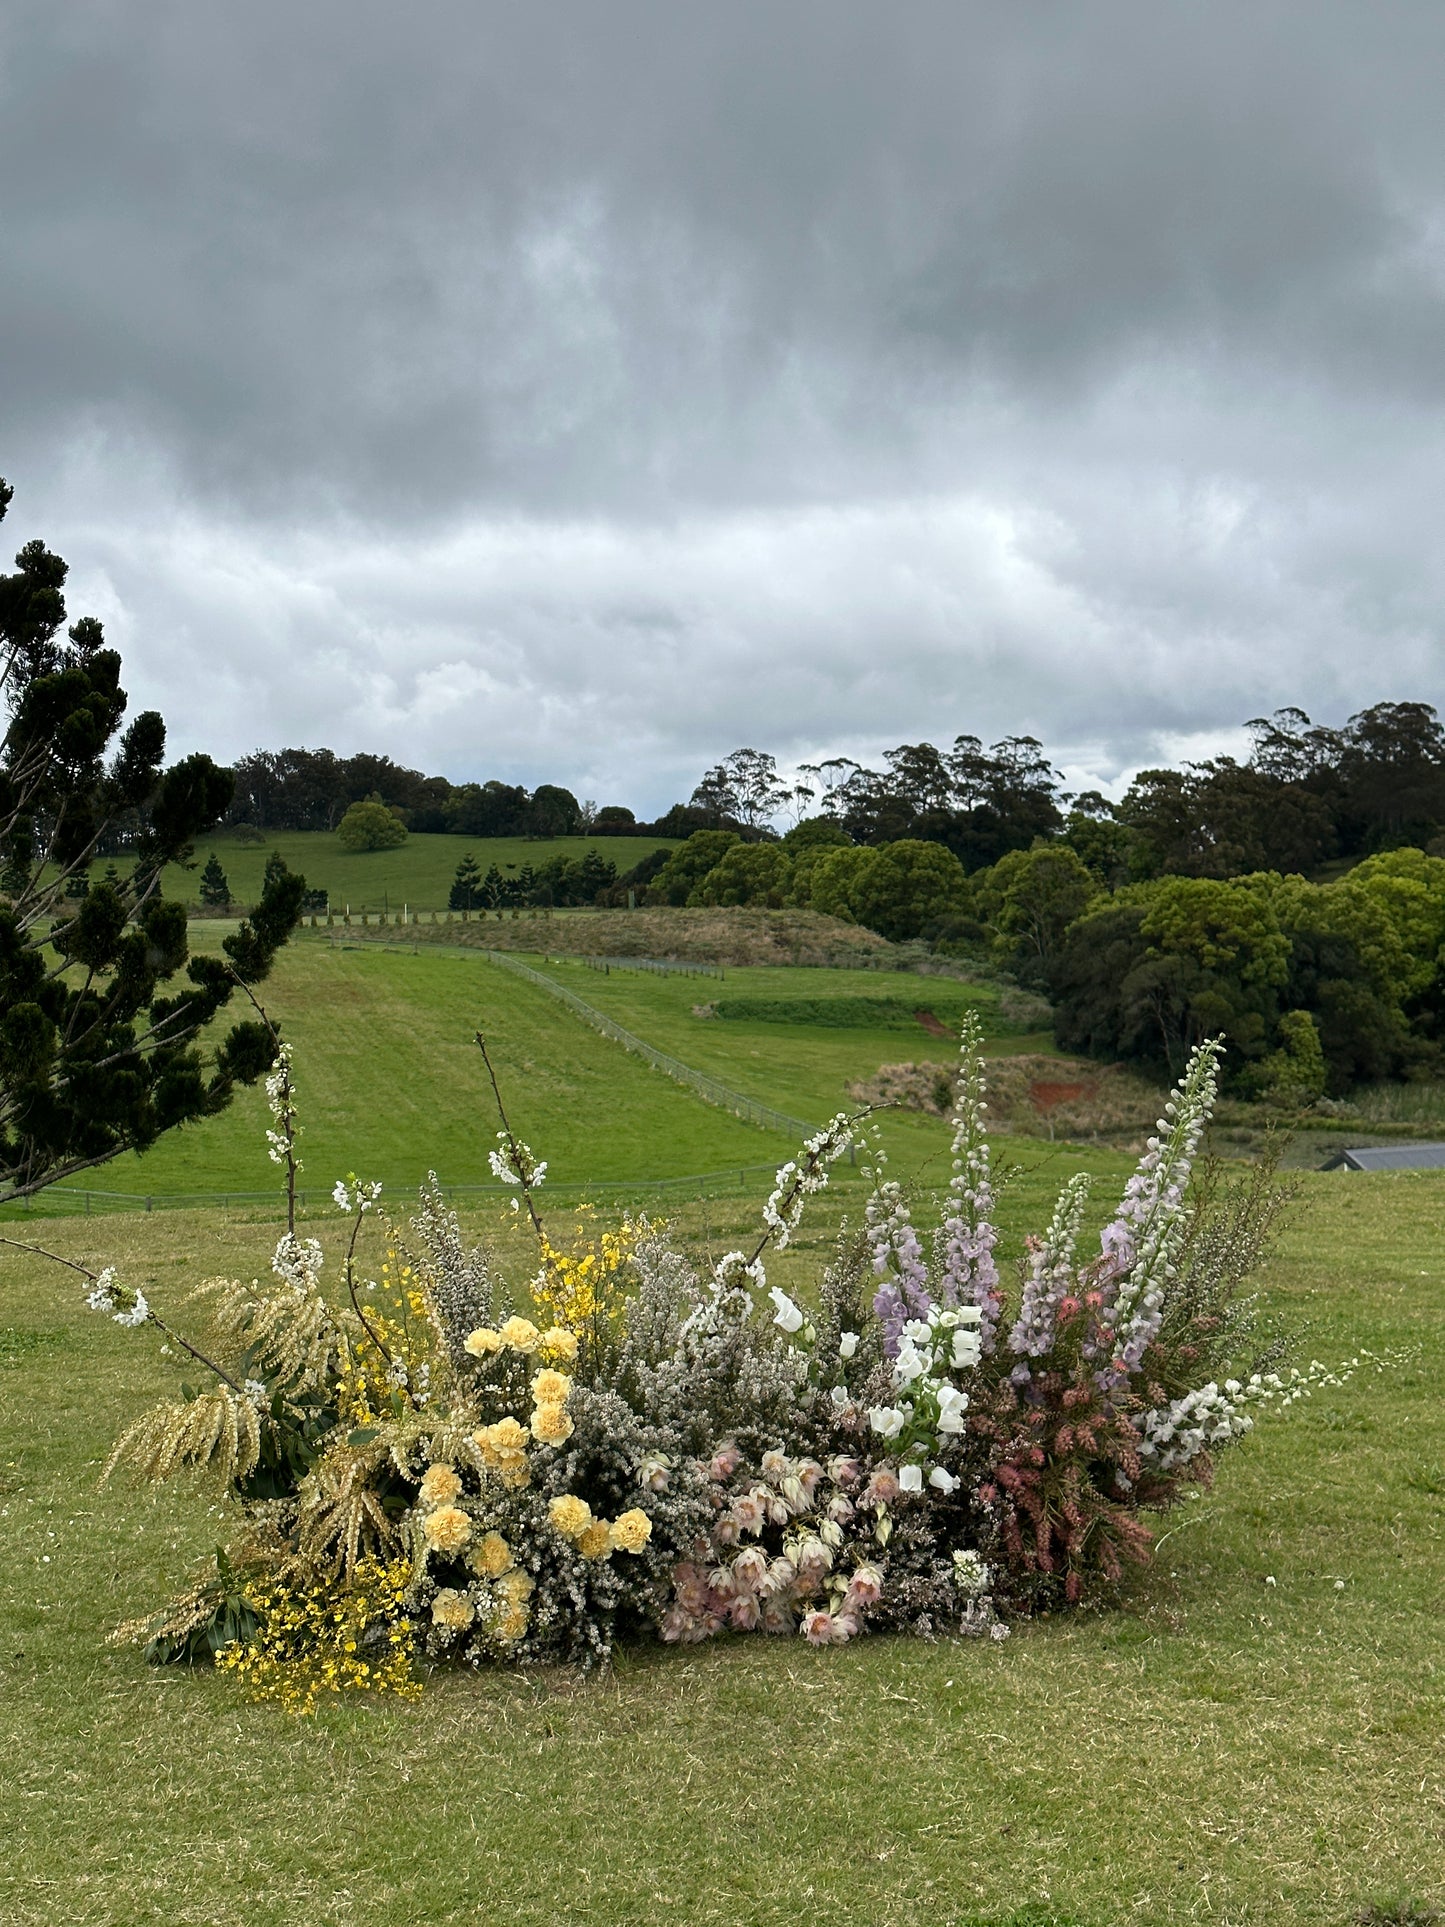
<box><xmin>838</xmin><ymin>1331</ymin><xmax>859</xmax><ymax>1360</ymax></box>
<box><xmin>928</xmin><ymin>1466</ymin><xmax>960</xmax><ymax>1493</ymax></box>
<box><xmin>768</xmin><ymin>1288</ymin><xmax>805</xmax><ymax>1335</ymax></box>
<box><xmin>898</xmin><ymin>1463</ymin><xmax>924</xmax><ymax>1494</ymax></box>
<box><xmin>869</xmin><ymin>1406</ymin><xmax>906</xmax><ymax>1440</ymax></box>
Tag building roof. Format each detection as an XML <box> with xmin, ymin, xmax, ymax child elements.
<box><xmin>1320</xmin><ymin>1143</ymin><xmax>1445</xmax><ymax>1171</ymax></box>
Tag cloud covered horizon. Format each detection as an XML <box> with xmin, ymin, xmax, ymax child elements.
<box><xmin>3</xmin><ymin>2</ymin><xmax>1444</xmax><ymax>812</ymax></box>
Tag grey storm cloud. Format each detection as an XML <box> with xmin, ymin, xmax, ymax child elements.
<box><xmin>2</xmin><ymin>0</ymin><xmax>1444</xmax><ymax>809</ymax></box>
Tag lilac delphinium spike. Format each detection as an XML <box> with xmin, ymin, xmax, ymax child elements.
<box><xmin>936</xmin><ymin>1012</ymin><xmax>1003</xmax><ymax>1353</ymax></box>
<box><xmin>1098</xmin><ymin>1039</ymin><xmax>1222</xmax><ymax>1389</ymax></box>
<box><xmin>1007</xmin><ymin>1170</ymin><xmax>1092</xmax><ymax>1380</ymax></box>
<box><xmin>864</xmin><ymin>1132</ymin><xmax>932</xmax><ymax>1352</ymax></box>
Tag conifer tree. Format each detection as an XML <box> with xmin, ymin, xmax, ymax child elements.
<box><xmin>0</xmin><ymin>477</ymin><xmax>303</xmax><ymax>1202</ymax></box>
<box><xmin>198</xmin><ymin>852</ymin><xmax>231</xmax><ymax>908</ymax></box>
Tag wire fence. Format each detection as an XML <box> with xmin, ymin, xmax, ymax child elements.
<box><xmin>4</xmin><ymin>1161</ymin><xmax>833</xmax><ymax>1220</ymax></box>
<box><xmin>562</xmin><ymin>954</ymin><xmax>725</xmax><ymax>980</ymax></box>
<box><xmin>479</xmin><ymin>949</ymin><xmax>839</xmax><ymax>1147</ymax></box>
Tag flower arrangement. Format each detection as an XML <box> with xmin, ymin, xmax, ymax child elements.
<box><xmin>63</xmin><ymin>1014</ymin><xmax>1378</xmax><ymax>1707</ymax></box>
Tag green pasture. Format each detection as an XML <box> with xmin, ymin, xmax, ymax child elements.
<box><xmin>79</xmin><ymin>827</ymin><xmax>673</xmax><ymax>913</ymax></box>
<box><xmin>31</xmin><ymin>934</ymin><xmax>1069</xmax><ymax>1212</ymax></box>
<box><xmin>0</xmin><ymin>1167</ymin><xmax>1440</xmax><ymax>1925</ymax></box>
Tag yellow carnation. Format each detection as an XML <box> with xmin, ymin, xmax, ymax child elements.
<box><xmin>540</xmin><ymin>1327</ymin><xmax>578</xmax><ymax>1361</ymax></box>
<box><xmin>498</xmin><ymin>1457</ymin><xmax>531</xmax><ymax>1490</ymax></box>
<box><xmin>484</xmin><ymin>1417</ymin><xmax>529</xmax><ymax>1457</ymax></box>
<box><xmin>498</xmin><ymin>1316</ymin><xmax>540</xmax><ymax>1353</ymax></box>
<box><xmin>609</xmin><ymin>1507</ymin><xmax>653</xmax><ymax>1554</ymax></box>
<box><xmin>530</xmin><ymin>1367</ymin><xmax>571</xmax><ymax>1405</ymax></box>
<box><xmin>418</xmin><ymin>1462</ymin><xmax>462</xmax><ymax>1509</ymax></box>
<box><xmin>497</xmin><ymin>1567</ymin><xmax>534</xmax><ymax>1601</ymax></box>
<box><xmin>475</xmin><ymin>1531</ymin><xmax>513</xmax><ymax>1578</ymax></box>
<box><xmin>530</xmin><ymin>1401</ymin><xmax>574</xmax><ymax>1445</ymax></box>
<box><xmin>578</xmin><ymin>1521</ymin><xmax>613</xmax><ymax>1560</ymax></box>
<box><xmin>547</xmin><ymin>1494</ymin><xmax>592</xmax><ymax>1539</ymax></box>
<box><xmin>463</xmin><ymin>1327</ymin><xmax>502</xmax><ymax>1357</ymax></box>
<box><xmin>431</xmin><ymin>1587</ymin><xmax>475</xmax><ymax>1630</ymax></box>
<box><xmin>497</xmin><ymin>1604</ymin><xmax>529</xmax><ymax>1642</ymax></box>
<box><xmin>422</xmin><ymin>1504</ymin><xmax>472</xmax><ymax>1555</ymax></box>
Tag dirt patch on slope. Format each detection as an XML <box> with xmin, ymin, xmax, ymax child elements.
<box><xmin>848</xmin><ymin>1052</ymin><xmax>1168</xmax><ymax>1142</ymax></box>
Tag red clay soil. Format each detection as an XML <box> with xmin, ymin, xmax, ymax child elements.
<box><xmin>1029</xmin><ymin>1080</ymin><xmax>1094</xmax><ymax>1112</ymax></box>
<box><xmin>914</xmin><ymin>1008</ymin><xmax>953</xmax><ymax>1037</ymax></box>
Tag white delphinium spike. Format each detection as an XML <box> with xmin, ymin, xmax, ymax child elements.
<box><xmin>1007</xmin><ymin>1171</ymin><xmax>1093</xmax><ymax>1368</ymax></box>
<box><xmin>936</xmin><ymin>1012</ymin><xmax>1002</xmax><ymax>1352</ymax></box>
<box><xmin>1098</xmin><ymin>1039</ymin><xmax>1223</xmax><ymax>1387</ymax></box>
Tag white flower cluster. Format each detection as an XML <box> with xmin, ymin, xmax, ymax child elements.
<box><xmin>867</xmin><ymin>1306</ymin><xmax>982</xmax><ymax>1477</ymax></box>
<box><xmin>951</xmin><ymin>1547</ymin><xmax>992</xmax><ymax>1595</ymax></box>
<box><xmin>487</xmin><ymin>1133</ymin><xmax>546</xmax><ymax>1188</ymax></box>
<box><xmin>1137</xmin><ymin>1358</ymin><xmax>1360</xmax><ymax>1473</ymax></box>
<box><xmin>332</xmin><ymin>1175</ymin><xmax>383</xmax><ymax>1214</ymax></box>
<box><xmin>271</xmin><ymin>1234</ymin><xmax>325</xmax><ymax>1293</ymax></box>
<box><xmin>761</xmin><ymin>1112</ymin><xmax>853</xmax><ymax>1252</ymax></box>
<box><xmin>263</xmin><ymin>1044</ymin><xmax>303</xmax><ymax>1174</ymax></box>
<box><xmin>83</xmin><ymin>1266</ymin><xmax>149</xmax><ymax>1328</ymax></box>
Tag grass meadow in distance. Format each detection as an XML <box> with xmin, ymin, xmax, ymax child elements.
<box><xmin>0</xmin><ymin>1169</ymin><xmax>1440</xmax><ymax>1925</ymax></box>
<box><xmin>90</xmin><ymin>827</ymin><xmax>676</xmax><ymax>914</ymax></box>
<box><xmin>37</xmin><ymin>934</ymin><xmax>1063</xmax><ymax>1206</ymax></box>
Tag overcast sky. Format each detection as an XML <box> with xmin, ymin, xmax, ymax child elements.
<box><xmin>3</xmin><ymin>2</ymin><xmax>1444</xmax><ymax>813</ymax></box>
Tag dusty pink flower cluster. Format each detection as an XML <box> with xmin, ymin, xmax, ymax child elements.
<box><xmin>661</xmin><ymin>1444</ymin><xmax>896</xmax><ymax>1645</ymax></box>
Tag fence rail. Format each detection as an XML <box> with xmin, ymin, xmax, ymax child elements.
<box><xmin>563</xmin><ymin>954</ymin><xmax>724</xmax><ymax>981</ymax></box>
<box><xmin>480</xmin><ymin>949</ymin><xmax>836</xmax><ymax>1146</ymax></box>
<box><xmin>6</xmin><ymin>1161</ymin><xmax>817</xmax><ymax>1219</ymax></box>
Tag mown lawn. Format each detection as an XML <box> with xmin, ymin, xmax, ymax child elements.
<box><xmin>0</xmin><ymin>1169</ymin><xmax>1440</xmax><ymax>1926</ymax></box>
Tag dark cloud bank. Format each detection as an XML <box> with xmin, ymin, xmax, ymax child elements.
<box><xmin>3</xmin><ymin>1</ymin><xmax>1444</xmax><ymax>810</ymax></box>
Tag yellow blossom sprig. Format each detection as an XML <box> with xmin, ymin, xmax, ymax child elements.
<box><xmin>215</xmin><ymin>1556</ymin><xmax>419</xmax><ymax>1715</ymax></box>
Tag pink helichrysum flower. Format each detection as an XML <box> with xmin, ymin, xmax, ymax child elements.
<box><xmin>761</xmin><ymin>1600</ymin><xmax>796</xmax><ymax>1635</ymax></box>
<box><xmin>864</xmin><ymin>1468</ymin><xmax>900</xmax><ymax>1507</ymax></box>
<box><xmin>713</xmin><ymin>1514</ymin><xmax>740</xmax><ymax>1547</ymax></box>
<box><xmin>672</xmin><ymin>1563</ymin><xmax>711</xmax><ymax>1615</ymax></box>
<box><xmin>828</xmin><ymin>1455</ymin><xmax>862</xmax><ymax>1489</ymax></box>
<box><xmin>708</xmin><ymin>1565</ymin><xmax>739</xmax><ymax>1602</ymax></box>
<box><xmin>795</xmin><ymin>1459</ymin><xmax>824</xmax><ymax>1502</ymax></box>
<box><xmin>727</xmin><ymin>1592</ymin><xmax>761</xmax><ymax>1631</ymax></box>
<box><xmin>709</xmin><ymin>1442</ymin><xmax>743</xmax><ymax>1482</ymax></box>
<box><xmin>844</xmin><ymin>1562</ymin><xmax>884</xmax><ymax>1608</ymax></box>
<box><xmin>760</xmin><ymin>1448</ymin><xmax>789</xmax><ymax>1483</ymax></box>
<box><xmin>826</xmin><ymin>1494</ymin><xmax>856</xmax><ymax>1525</ymax></box>
<box><xmin>766</xmin><ymin>1494</ymin><xmax>791</xmax><ymax>1526</ymax></box>
<box><xmin>660</xmin><ymin>1605</ymin><xmax>692</xmax><ymax>1644</ymax></box>
<box><xmin>781</xmin><ymin>1475</ymin><xmax>809</xmax><ymax>1512</ymax></box>
<box><xmin>757</xmin><ymin>1556</ymin><xmax>796</xmax><ymax>1599</ymax></box>
<box><xmin>729</xmin><ymin>1489</ymin><xmax>766</xmax><ymax>1535</ymax></box>
<box><xmin>801</xmin><ymin>1609</ymin><xmax>836</xmax><ymax>1646</ymax></box>
<box><xmin>834</xmin><ymin>1611</ymin><xmax>860</xmax><ymax>1640</ymax></box>
<box><xmin>732</xmin><ymin>1546</ymin><xmax>769</xmax><ymax>1591</ymax></box>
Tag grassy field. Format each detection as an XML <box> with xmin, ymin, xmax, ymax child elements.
<box><xmin>29</xmin><ymin>932</ymin><xmax>1068</xmax><ymax>1211</ymax></box>
<box><xmin>0</xmin><ymin>1167</ymin><xmax>1440</xmax><ymax>1925</ymax></box>
<box><xmin>81</xmin><ymin>827</ymin><xmax>674</xmax><ymax>913</ymax></box>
